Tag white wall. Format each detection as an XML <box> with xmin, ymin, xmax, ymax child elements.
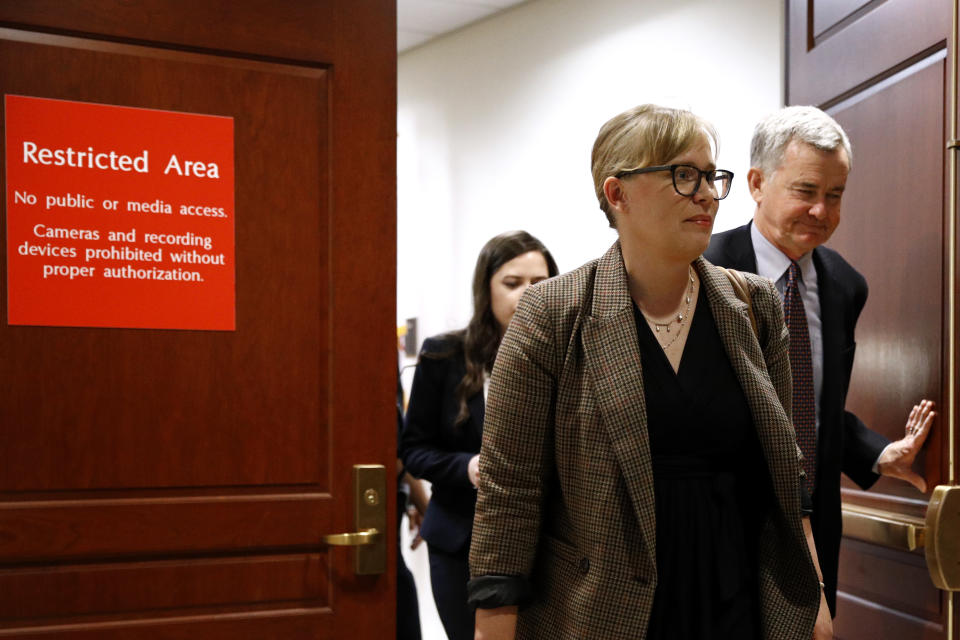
<box><xmin>398</xmin><ymin>0</ymin><xmax>784</xmax><ymax>349</ymax></box>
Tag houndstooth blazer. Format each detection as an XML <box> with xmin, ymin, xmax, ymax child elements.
<box><xmin>469</xmin><ymin>241</ymin><xmax>820</xmax><ymax>639</ymax></box>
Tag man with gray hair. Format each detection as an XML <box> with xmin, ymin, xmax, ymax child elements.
<box><xmin>704</xmin><ymin>105</ymin><xmax>934</xmax><ymax>617</ymax></box>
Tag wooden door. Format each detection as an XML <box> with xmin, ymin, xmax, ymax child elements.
<box><xmin>0</xmin><ymin>2</ymin><xmax>397</xmax><ymax>638</ymax></box>
<box><xmin>787</xmin><ymin>0</ymin><xmax>956</xmax><ymax>638</ymax></box>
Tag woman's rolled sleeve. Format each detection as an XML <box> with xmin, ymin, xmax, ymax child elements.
<box><xmin>469</xmin><ymin>286</ymin><xmax>558</xmax><ymax>587</ymax></box>
<box><xmin>466</xmin><ymin>574</ymin><xmax>534</xmax><ymax>609</ymax></box>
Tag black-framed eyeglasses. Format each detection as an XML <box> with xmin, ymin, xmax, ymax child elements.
<box><xmin>615</xmin><ymin>164</ymin><xmax>734</xmax><ymax>200</ymax></box>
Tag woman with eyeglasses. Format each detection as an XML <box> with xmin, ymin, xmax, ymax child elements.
<box><xmin>400</xmin><ymin>230</ymin><xmax>559</xmax><ymax>640</ymax></box>
<box><xmin>468</xmin><ymin>105</ymin><xmax>825</xmax><ymax>639</ymax></box>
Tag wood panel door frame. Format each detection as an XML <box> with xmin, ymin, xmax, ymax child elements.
<box><xmin>787</xmin><ymin>0</ymin><xmax>956</xmax><ymax>638</ymax></box>
<box><xmin>0</xmin><ymin>2</ymin><xmax>397</xmax><ymax>638</ymax></box>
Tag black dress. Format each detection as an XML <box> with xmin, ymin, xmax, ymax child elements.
<box><xmin>635</xmin><ymin>292</ymin><xmax>774</xmax><ymax>640</ymax></box>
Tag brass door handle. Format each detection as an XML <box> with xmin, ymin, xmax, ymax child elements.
<box><xmin>841</xmin><ymin>486</ymin><xmax>960</xmax><ymax>591</ymax></box>
<box><xmin>840</xmin><ymin>503</ymin><xmax>925</xmax><ymax>551</ymax></box>
<box><xmin>323</xmin><ymin>528</ymin><xmax>381</xmax><ymax>546</ymax></box>
<box><xmin>925</xmin><ymin>485</ymin><xmax>960</xmax><ymax>590</ymax></box>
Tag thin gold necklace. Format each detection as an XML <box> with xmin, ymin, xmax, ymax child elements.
<box><xmin>642</xmin><ymin>266</ymin><xmax>695</xmax><ymax>350</ymax></box>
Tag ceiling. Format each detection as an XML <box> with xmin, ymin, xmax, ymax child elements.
<box><xmin>398</xmin><ymin>0</ymin><xmax>528</xmax><ymax>52</ymax></box>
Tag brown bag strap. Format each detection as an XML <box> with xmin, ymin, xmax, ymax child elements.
<box><xmin>718</xmin><ymin>267</ymin><xmax>759</xmax><ymax>337</ymax></box>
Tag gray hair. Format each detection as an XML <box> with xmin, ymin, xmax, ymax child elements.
<box><xmin>750</xmin><ymin>106</ymin><xmax>852</xmax><ymax>174</ymax></box>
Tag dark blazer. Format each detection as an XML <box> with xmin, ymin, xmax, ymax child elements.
<box><xmin>401</xmin><ymin>335</ymin><xmax>484</xmax><ymax>554</ymax></box>
<box><xmin>470</xmin><ymin>243</ymin><xmax>819</xmax><ymax>639</ymax></box>
<box><xmin>704</xmin><ymin>222</ymin><xmax>889</xmax><ymax>615</ymax></box>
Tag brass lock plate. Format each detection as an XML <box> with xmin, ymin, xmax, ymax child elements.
<box><xmin>353</xmin><ymin>464</ymin><xmax>386</xmax><ymax>575</ymax></box>
<box><xmin>925</xmin><ymin>484</ymin><xmax>960</xmax><ymax>590</ymax></box>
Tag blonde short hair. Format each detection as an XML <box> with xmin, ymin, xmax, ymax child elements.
<box><xmin>591</xmin><ymin>104</ymin><xmax>718</xmax><ymax>228</ymax></box>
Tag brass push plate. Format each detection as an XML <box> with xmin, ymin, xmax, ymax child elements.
<box><xmin>353</xmin><ymin>464</ymin><xmax>387</xmax><ymax>575</ymax></box>
<box><xmin>925</xmin><ymin>485</ymin><xmax>960</xmax><ymax>590</ymax></box>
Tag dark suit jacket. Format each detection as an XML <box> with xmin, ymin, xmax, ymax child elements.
<box><xmin>704</xmin><ymin>222</ymin><xmax>889</xmax><ymax>614</ymax></box>
<box><xmin>400</xmin><ymin>335</ymin><xmax>484</xmax><ymax>554</ymax></box>
<box><xmin>470</xmin><ymin>243</ymin><xmax>819</xmax><ymax>639</ymax></box>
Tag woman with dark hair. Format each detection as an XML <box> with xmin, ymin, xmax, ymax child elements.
<box><xmin>400</xmin><ymin>230</ymin><xmax>559</xmax><ymax>640</ymax></box>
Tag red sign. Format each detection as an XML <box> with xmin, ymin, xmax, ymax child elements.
<box><xmin>5</xmin><ymin>95</ymin><xmax>235</xmax><ymax>330</ymax></box>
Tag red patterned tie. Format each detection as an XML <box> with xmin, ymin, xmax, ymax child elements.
<box><xmin>784</xmin><ymin>261</ymin><xmax>817</xmax><ymax>494</ymax></box>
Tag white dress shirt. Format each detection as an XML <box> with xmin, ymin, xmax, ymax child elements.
<box><xmin>749</xmin><ymin>223</ymin><xmax>887</xmax><ymax>472</ymax></box>
<box><xmin>751</xmin><ymin>223</ymin><xmax>824</xmax><ymax>434</ymax></box>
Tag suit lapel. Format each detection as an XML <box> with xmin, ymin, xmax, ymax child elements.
<box><xmin>699</xmin><ymin>257</ymin><xmax>799</xmax><ymax>516</ymax></box>
<box><xmin>813</xmin><ymin>249</ymin><xmax>842</xmax><ymax>468</ymax></box>
<box><xmin>582</xmin><ymin>242</ymin><xmax>657</xmax><ymax>567</ymax></box>
<box><xmin>719</xmin><ymin>222</ymin><xmax>758</xmax><ymax>272</ymax></box>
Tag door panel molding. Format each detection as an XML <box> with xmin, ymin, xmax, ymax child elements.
<box><xmin>0</xmin><ymin>1</ymin><xmax>396</xmax><ymax>637</ymax></box>
<box><xmin>835</xmin><ymin>590</ymin><xmax>944</xmax><ymax>639</ymax></box>
<box><xmin>813</xmin><ymin>0</ymin><xmax>883</xmax><ymax>46</ymax></box>
<box><xmin>788</xmin><ymin>0</ymin><xmax>956</xmax><ymax>636</ymax></box>
<box><xmin>0</xmin><ymin>554</ymin><xmax>327</xmax><ymax>620</ymax></box>
<box><xmin>787</xmin><ymin>0</ymin><xmax>948</xmax><ymax>106</ymax></box>
<box><xmin>0</xmin><ymin>609</ymin><xmax>335</xmax><ymax>640</ymax></box>
<box><xmin>824</xmin><ymin>45</ymin><xmax>946</xmax><ymax>112</ymax></box>
<box><xmin>0</xmin><ymin>495</ymin><xmax>330</xmax><ymax>561</ymax></box>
